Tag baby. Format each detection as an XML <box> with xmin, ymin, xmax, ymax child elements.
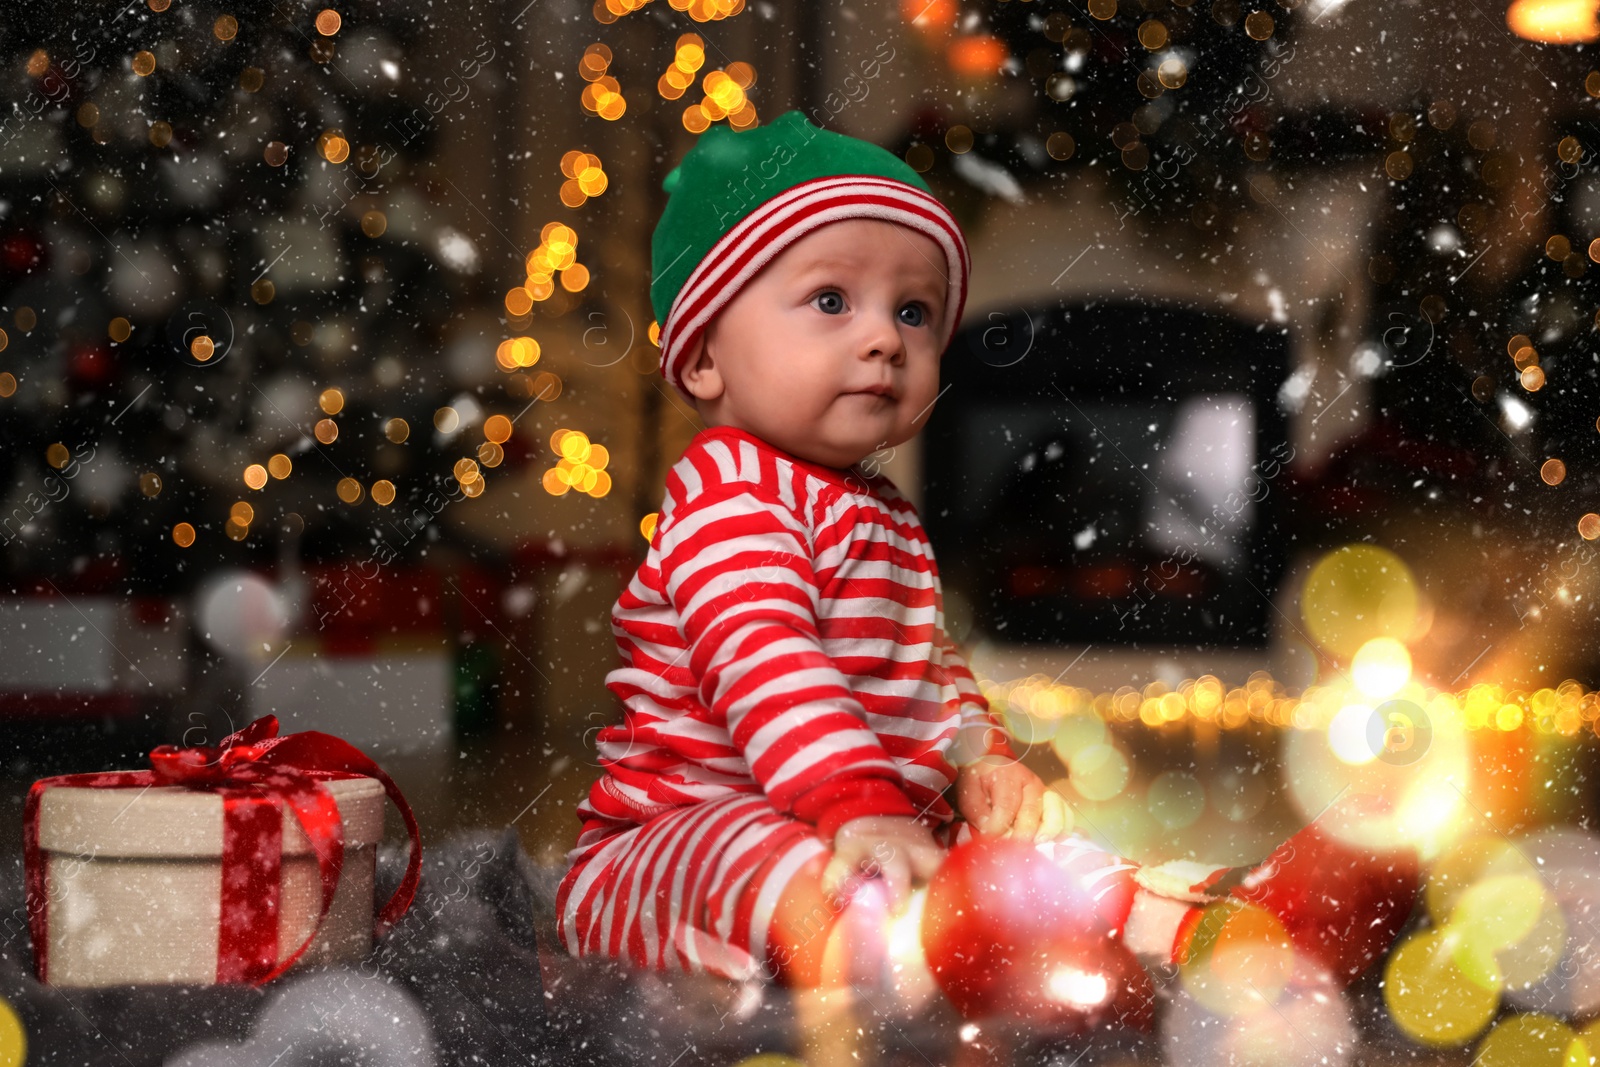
<box><xmin>556</xmin><ymin>110</ymin><xmax>1062</xmax><ymax>988</ymax></box>
<box><xmin>555</xmin><ymin>111</ymin><xmax>1412</xmax><ymax>998</ymax></box>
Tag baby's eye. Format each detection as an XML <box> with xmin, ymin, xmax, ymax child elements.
<box><xmin>814</xmin><ymin>291</ymin><xmax>845</xmax><ymax>315</ymax></box>
<box><xmin>899</xmin><ymin>302</ymin><xmax>927</xmax><ymax>327</ymax></box>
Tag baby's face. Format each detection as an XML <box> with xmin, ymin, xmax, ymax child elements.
<box><xmin>680</xmin><ymin>217</ymin><xmax>951</xmax><ymax>470</ymax></box>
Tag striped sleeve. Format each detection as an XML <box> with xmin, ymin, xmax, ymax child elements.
<box><xmin>656</xmin><ymin>470</ymin><xmax>919</xmax><ymax>839</ymax></box>
<box><xmin>939</xmin><ymin>632</ymin><xmax>1017</xmax><ymax>764</ymax></box>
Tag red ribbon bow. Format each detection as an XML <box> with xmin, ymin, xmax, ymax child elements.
<box><xmin>23</xmin><ymin>715</ymin><xmax>422</xmax><ymax>985</ymax></box>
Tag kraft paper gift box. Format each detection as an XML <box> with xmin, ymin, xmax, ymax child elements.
<box><xmin>23</xmin><ymin>716</ymin><xmax>421</xmax><ymax>988</ymax></box>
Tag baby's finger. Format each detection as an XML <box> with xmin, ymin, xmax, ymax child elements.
<box><xmin>987</xmin><ymin>771</ymin><xmax>1022</xmax><ymax>835</ymax></box>
<box><xmin>820</xmin><ymin>853</ymin><xmax>854</xmax><ymax>902</ymax></box>
<box><xmin>961</xmin><ymin>777</ymin><xmax>994</xmax><ymax>834</ymax></box>
<box><xmin>1012</xmin><ymin>777</ymin><xmax>1044</xmax><ymax>840</ymax></box>
<box><xmin>1035</xmin><ymin>789</ymin><xmax>1067</xmax><ymax>841</ymax></box>
<box><xmin>906</xmin><ymin>837</ymin><xmax>945</xmax><ymax>885</ymax></box>
<box><xmin>880</xmin><ymin>854</ymin><xmax>911</xmax><ymax>914</ymax></box>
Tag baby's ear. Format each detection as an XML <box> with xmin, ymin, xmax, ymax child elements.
<box><xmin>678</xmin><ymin>332</ymin><xmax>725</xmax><ymax>401</ymax></box>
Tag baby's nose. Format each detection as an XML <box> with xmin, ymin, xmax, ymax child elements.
<box><xmin>862</xmin><ymin>313</ymin><xmax>905</xmax><ymax>360</ymax></box>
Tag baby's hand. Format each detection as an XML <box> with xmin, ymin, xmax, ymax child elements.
<box><xmin>957</xmin><ymin>756</ymin><xmax>1068</xmax><ymax>840</ymax></box>
<box><xmin>823</xmin><ymin>815</ymin><xmax>943</xmax><ymax>914</ymax></box>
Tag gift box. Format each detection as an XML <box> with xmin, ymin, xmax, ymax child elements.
<box><xmin>24</xmin><ymin>716</ymin><xmax>421</xmax><ymax>988</ymax></box>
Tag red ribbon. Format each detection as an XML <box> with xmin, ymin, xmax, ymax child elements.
<box><xmin>22</xmin><ymin>715</ymin><xmax>422</xmax><ymax>985</ymax></box>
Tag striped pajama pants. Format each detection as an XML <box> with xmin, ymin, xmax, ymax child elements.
<box><xmin>554</xmin><ymin>793</ymin><xmax>1178</xmax><ymax>984</ymax></box>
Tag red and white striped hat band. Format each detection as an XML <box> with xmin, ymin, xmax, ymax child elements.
<box><xmin>658</xmin><ymin>175</ymin><xmax>971</xmax><ymax>402</ymax></box>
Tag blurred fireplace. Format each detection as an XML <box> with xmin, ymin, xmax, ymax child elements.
<box><xmin>923</xmin><ymin>299</ymin><xmax>1294</xmax><ymax>649</ymax></box>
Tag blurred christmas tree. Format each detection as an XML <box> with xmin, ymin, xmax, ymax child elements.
<box><xmin>0</xmin><ymin>3</ymin><xmax>535</xmax><ymax>601</ymax></box>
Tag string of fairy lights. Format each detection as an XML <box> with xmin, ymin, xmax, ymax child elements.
<box><xmin>981</xmin><ymin>671</ymin><xmax>1600</xmax><ymax>738</ymax></box>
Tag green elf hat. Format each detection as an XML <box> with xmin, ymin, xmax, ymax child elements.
<box><xmin>651</xmin><ymin>109</ymin><xmax>971</xmax><ymax>403</ymax></box>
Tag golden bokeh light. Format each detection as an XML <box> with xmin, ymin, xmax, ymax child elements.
<box><xmin>319</xmin><ymin>129</ymin><xmax>350</xmax><ymax>164</ymax></box>
<box><xmin>1300</xmin><ymin>544</ymin><xmax>1420</xmax><ymax>660</ymax></box>
<box><xmin>371</xmin><ymin>479</ymin><xmax>396</xmax><ymax>506</ymax></box>
<box><xmin>1474</xmin><ymin>1014</ymin><xmax>1580</xmax><ymax>1067</ymax></box>
<box><xmin>1066</xmin><ymin>742</ymin><xmax>1129</xmax><ymax>801</ymax></box>
<box><xmin>1243</xmin><ymin>9</ymin><xmax>1275</xmax><ymax>38</ymax></box>
<box><xmin>243</xmin><ymin>464</ymin><xmax>268</xmax><ymax>490</ymax></box>
<box><xmin>268</xmin><ymin>453</ymin><xmax>292</xmax><ymax>479</ymax></box>
<box><xmin>1385</xmin><ymin>928</ymin><xmax>1501</xmax><ymax>1046</ymax></box>
<box><xmin>385</xmin><ymin>418</ymin><xmax>410</xmax><ymax>443</ymax></box>
<box><xmin>532</xmin><ymin>371</ymin><xmax>562</xmax><ymax>400</ymax></box>
<box><xmin>1352</xmin><ymin>637</ymin><xmax>1412</xmax><ymax>701</ymax></box>
<box><xmin>558</xmin><ymin>430</ymin><xmax>591</xmax><ymax>462</ymax></box>
<box><xmin>542</xmin><ymin>468</ymin><xmax>570</xmax><ymax>496</ymax></box>
<box><xmin>336</xmin><ymin>477</ymin><xmax>363</xmax><ymax>504</ymax></box>
<box><xmin>560</xmin><ymin>263</ymin><xmax>590</xmax><ymax>292</ymax></box>
<box><xmin>314</xmin><ymin>418</ymin><xmax>339</xmax><ymax>444</ymax></box>
<box><xmin>1508</xmin><ymin>0</ymin><xmax>1600</xmax><ymax>42</ymax></box>
<box><xmin>172</xmin><ymin>522</ymin><xmax>196</xmax><ymax>547</ymax></box>
<box><xmin>1137</xmin><ymin>19</ymin><xmax>1168</xmax><ymax>48</ymax></box>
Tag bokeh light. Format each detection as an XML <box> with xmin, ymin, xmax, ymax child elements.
<box><xmin>1352</xmin><ymin>637</ymin><xmax>1412</xmax><ymax>700</ymax></box>
<box><xmin>1385</xmin><ymin>928</ymin><xmax>1501</xmax><ymax>1045</ymax></box>
<box><xmin>1300</xmin><ymin>545</ymin><xmax>1420</xmax><ymax>660</ymax></box>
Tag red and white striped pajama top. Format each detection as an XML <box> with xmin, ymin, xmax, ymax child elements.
<box><xmin>557</xmin><ymin>424</ymin><xmax>1015</xmax><ymax>978</ymax></box>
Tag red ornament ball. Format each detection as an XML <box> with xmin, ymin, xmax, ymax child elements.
<box><xmin>1230</xmin><ymin>794</ymin><xmax>1421</xmax><ymax>987</ymax></box>
<box><xmin>920</xmin><ymin>837</ymin><xmax>1154</xmax><ymax>1031</ymax></box>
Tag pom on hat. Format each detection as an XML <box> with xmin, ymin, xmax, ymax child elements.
<box><xmin>650</xmin><ymin>110</ymin><xmax>971</xmax><ymax>402</ymax></box>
